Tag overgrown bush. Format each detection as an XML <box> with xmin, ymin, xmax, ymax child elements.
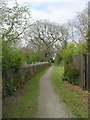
<box><xmin>75</xmin><ymin>42</ymin><xmax>87</xmax><ymax>55</ymax></box>
<box><xmin>62</xmin><ymin>43</ymin><xmax>75</xmax><ymax>63</ymax></box>
<box><xmin>63</xmin><ymin>63</ymin><xmax>79</xmax><ymax>85</ymax></box>
<box><xmin>61</xmin><ymin>42</ymin><xmax>87</xmax><ymax>85</ymax></box>
<box><xmin>54</xmin><ymin>52</ymin><xmax>62</xmax><ymax>65</ymax></box>
<box><xmin>2</xmin><ymin>41</ymin><xmax>25</xmax><ymax>71</ymax></box>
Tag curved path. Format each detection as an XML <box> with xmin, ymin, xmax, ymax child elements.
<box><xmin>37</xmin><ymin>66</ymin><xmax>74</xmax><ymax>118</ymax></box>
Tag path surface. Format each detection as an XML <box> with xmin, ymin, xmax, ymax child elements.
<box><xmin>37</xmin><ymin>66</ymin><xmax>73</xmax><ymax>118</ymax></box>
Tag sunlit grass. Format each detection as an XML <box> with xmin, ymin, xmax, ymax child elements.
<box><xmin>51</xmin><ymin>66</ymin><xmax>88</xmax><ymax>118</ymax></box>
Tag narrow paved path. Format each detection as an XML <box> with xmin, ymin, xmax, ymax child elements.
<box><xmin>37</xmin><ymin>66</ymin><xmax>73</xmax><ymax>118</ymax></box>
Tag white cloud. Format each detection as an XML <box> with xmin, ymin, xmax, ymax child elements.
<box><xmin>30</xmin><ymin>1</ymin><xmax>88</xmax><ymax>24</ymax></box>
<box><xmin>31</xmin><ymin>10</ymin><xmax>50</xmax><ymax>20</ymax></box>
<box><xmin>7</xmin><ymin>0</ymin><xmax>89</xmax><ymax>24</ymax></box>
<box><xmin>31</xmin><ymin>7</ymin><xmax>76</xmax><ymax>24</ymax></box>
<box><xmin>17</xmin><ymin>0</ymin><xmax>89</xmax><ymax>3</ymax></box>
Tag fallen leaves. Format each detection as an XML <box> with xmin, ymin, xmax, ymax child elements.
<box><xmin>63</xmin><ymin>81</ymin><xmax>88</xmax><ymax>106</ymax></box>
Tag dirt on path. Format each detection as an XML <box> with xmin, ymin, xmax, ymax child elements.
<box><xmin>37</xmin><ymin>66</ymin><xmax>74</xmax><ymax>118</ymax></box>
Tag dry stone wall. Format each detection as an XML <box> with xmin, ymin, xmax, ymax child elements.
<box><xmin>2</xmin><ymin>62</ymin><xmax>50</xmax><ymax>98</ymax></box>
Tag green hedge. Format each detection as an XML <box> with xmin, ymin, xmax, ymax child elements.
<box><xmin>63</xmin><ymin>63</ymin><xmax>79</xmax><ymax>85</ymax></box>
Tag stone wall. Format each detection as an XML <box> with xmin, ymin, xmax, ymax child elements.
<box><xmin>2</xmin><ymin>62</ymin><xmax>50</xmax><ymax>98</ymax></box>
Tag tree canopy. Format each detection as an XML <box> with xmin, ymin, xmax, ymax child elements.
<box><xmin>1</xmin><ymin>0</ymin><xmax>88</xmax><ymax>67</ymax></box>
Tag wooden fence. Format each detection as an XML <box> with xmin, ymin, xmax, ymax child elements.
<box><xmin>72</xmin><ymin>54</ymin><xmax>90</xmax><ymax>91</ymax></box>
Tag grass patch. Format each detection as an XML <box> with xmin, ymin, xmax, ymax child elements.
<box><xmin>51</xmin><ymin>66</ymin><xmax>88</xmax><ymax>118</ymax></box>
<box><xmin>3</xmin><ymin>67</ymin><xmax>49</xmax><ymax>118</ymax></box>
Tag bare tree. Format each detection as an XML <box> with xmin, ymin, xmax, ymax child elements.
<box><xmin>1</xmin><ymin>0</ymin><xmax>32</xmax><ymax>48</ymax></box>
<box><xmin>26</xmin><ymin>20</ymin><xmax>63</xmax><ymax>47</ymax></box>
<box><xmin>25</xmin><ymin>20</ymin><xmax>69</xmax><ymax>61</ymax></box>
<box><xmin>68</xmin><ymin>8</ymin><xmax>88</xmax><ymax>43</ymax></box>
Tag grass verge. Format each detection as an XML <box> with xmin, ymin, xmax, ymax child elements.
<box><xmin>3</xmin><ymin>67</ymin><xmax>49</xmax><ymax>118</ymax></box>
<box><xmin>51</xmin><ymin>66</ymin><xmax>88</xmax><ymax>118</ymax></box>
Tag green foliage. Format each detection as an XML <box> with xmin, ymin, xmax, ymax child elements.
<box><xmin>11</xmin><ymin>50</ymin><xmax>25</xmax><ymax>70</ymax></box>
<box><xmin>2</xmin><ymin>41</ymin><xmax>25</xmax><ymax>70</ymax></box>
<box><xmin>25</xmin><ymin>50</ymin><xmax>44</xmax><ymax>64</ymax></box>
<box><xmin>1</xmin><ymin>2</ymin><xmax>32</xmax><ymax>70</ymax></box>
<box><xmin>75</xmin><ymin>42</ymin><xmax>87</xmax><ymax>55</ymax></box>
<box><xmin>61</xmin><ymin>42</ymin><xmax>87</xmax><ymax>85</ymax></box>
<box><xmin>54</xmin><ymin>52</ymin><xmax>62</xmax><ymax>65</ymax></box>
<box><xmin>54</xmin><ymin>57</ymin><xmax>59</xmax><ymax>65</ymax></box>
<box><xmin>62</xmin><ymin>42</ymin><xmax>87</xmax><ymax>63</ymax></box>
<box><xmin>62</xmin><ymin>43</ymin><xmax>75</xmax><ymax>62</ymax></box>
<box><xmin>64</xmin><ymin>64</ymin><xmax>79</xmax><ymax>85</ymax></box>
<box><xmin>2</xmin><ymin>41</ymin><xmax>12</xmax><ymax>68</ymax></box>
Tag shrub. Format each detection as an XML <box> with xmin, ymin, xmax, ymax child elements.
<box><xmin>63</xmin><ymin>63</ymin><xmax>79</xmax><ymax>85</ymax></box>
<box><xmin>62</xmin><ymin>43</ymin><xmax>75</xmax><ymax>63</ymax></box>
<box><xmin>75</xmin><ymin>42</ymin><xmax>87</xmax><ymax>55</ymax></box>
<box><xmin>2</xmin><ymin>41</ymin><xmax>25</xmax><ymax>71</ymax></box>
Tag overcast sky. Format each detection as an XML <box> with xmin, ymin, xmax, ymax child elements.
<box><xmin>8</xmin><ymin>0</ymin><xmax>89</xmax><ymax>24</ymax></box>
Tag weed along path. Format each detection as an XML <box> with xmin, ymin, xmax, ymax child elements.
<box><xmin>37</xmin><ymin>66</ymin><xmax>73</xmax><ymax>118</ymax></box>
